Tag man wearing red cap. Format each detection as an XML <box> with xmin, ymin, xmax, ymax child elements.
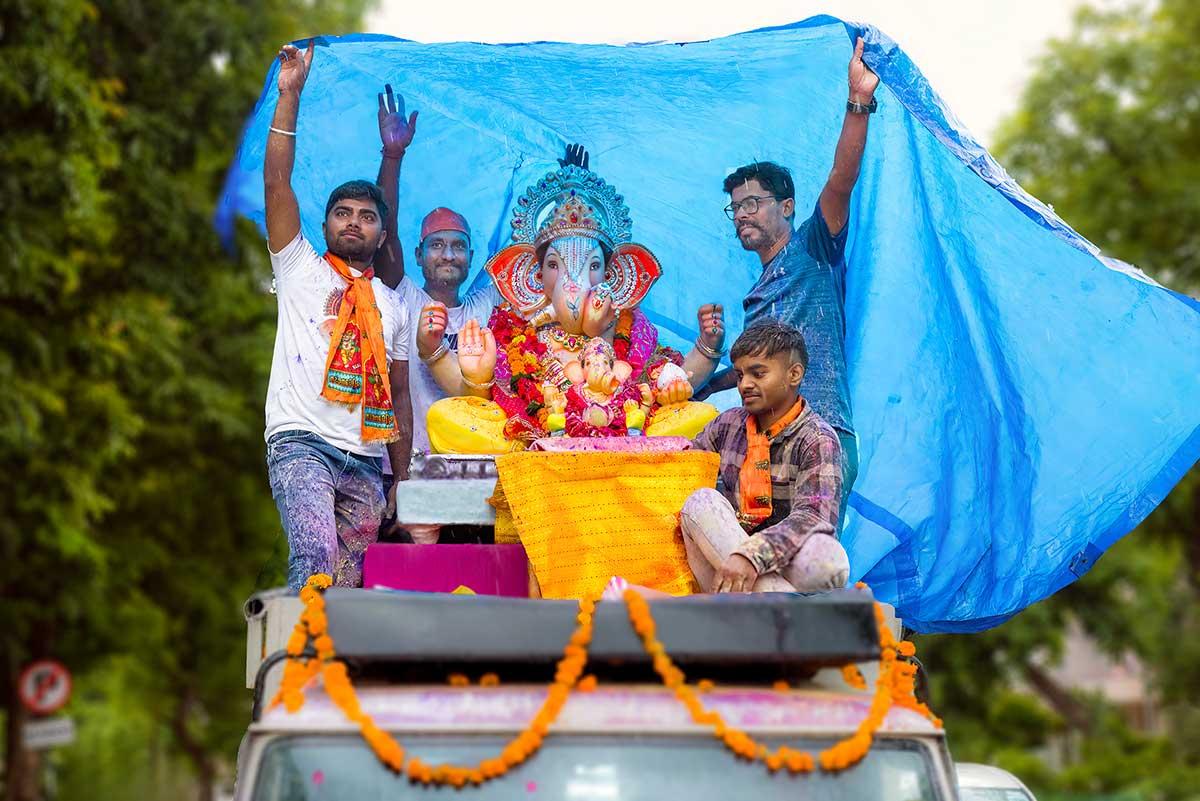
<box><xmin>373</xmin><ymin>86</ymin><xmax>502</xmax><ymax>464</ymax></box>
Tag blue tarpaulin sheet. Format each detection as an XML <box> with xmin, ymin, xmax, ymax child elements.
<box><xmin>217</xmin><ymin>16</ymin><xmax>1200</xmax><ymax>632</ymax></box>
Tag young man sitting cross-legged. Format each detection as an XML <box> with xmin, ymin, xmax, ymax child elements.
<box><xmin>684</xmin><ymin>321</ymin><xmax>850</xmax><ymax>594</ymax></box>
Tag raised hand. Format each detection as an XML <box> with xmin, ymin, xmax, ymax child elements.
<box><xmin>558</xmin><ymin>143</ymin><xmax>590</xmax><ymax>171</ymax></box>
<box><xmin>581</xmin><ymin>284</ymin><xmax>616</xmax><ymax>337</ymax></box>
<box><xmin>277</xmin><ymin>41</ymin><xmax>314</xmax><ymax>96</ymax></box>
<box><xmin>416</xmin><ymin>302</ymin><xmax>448</xmax><ymax>359</ymax></box>
<box><xmin>457</xmin><ymin>319</ymin><xmax>497</xmax><ymax>385</ymax></box>
<box><xmin>848</xmin><ymin>37</ymin><xmax>879</xmax><ymax>104</ymax></box>
<box><xmin>697</xmin><ymin>303</ymin><xmax>725</xmax><ymax>353</ymax></box>
<box><xmin>377</xmin><ymin>83</ymin><xmax>418</xmax><ymax>158</ymax></box>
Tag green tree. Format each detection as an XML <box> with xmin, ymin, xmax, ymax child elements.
<box><xmin>994</xmin><ymin>0</ymin><xmax>1200</xmax><ymax>290</ymax></box>
<box><xmin>923</xmin><ymin>1</ymin><xmax>1200</xmax><ymax>797</ymax></box>
<box><xmin>1</xmin><ymin>1</ymin><xmax>369</xmax><ymax>799</ymax></box>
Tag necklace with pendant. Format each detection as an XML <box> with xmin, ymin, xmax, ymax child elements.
<box><xmin>538</xmin><ymin>324</ymin><xmax>589</xmax><ymax>353</ymax></box>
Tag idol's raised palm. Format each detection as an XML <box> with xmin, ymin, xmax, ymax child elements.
<box><xmin>457</xmin><ymin>319</ymin><xmax>497</xmax><ymax>384</ymax></box>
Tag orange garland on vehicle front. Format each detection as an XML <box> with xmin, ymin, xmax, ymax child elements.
<box><xmin>272</xmin><ymin>574</ymin><xmax>596</xmax><ymax>786</ymax></box>
<box><xmin>271</xmin><ymin>575</ymin><xmax>939</xmax><ymax>785</ymax></box>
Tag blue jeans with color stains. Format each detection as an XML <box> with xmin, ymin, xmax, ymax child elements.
<box><xmin>266</xmin><ymin>430</ymin><xmax>385</xmax><ymax>591</ymax></box>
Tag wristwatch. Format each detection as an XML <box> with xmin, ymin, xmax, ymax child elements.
<box><xmin>846</xmin><ymin>97</ymin><xmax>878</xmax><ymax>115</ymax></box>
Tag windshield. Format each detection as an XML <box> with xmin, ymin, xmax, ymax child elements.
<box><xmin>251</xmin><ymin>734</ymin><xmax>942</xmax><ymax>801</ymax></box>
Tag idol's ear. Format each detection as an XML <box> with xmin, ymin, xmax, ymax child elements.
<box><xmin>606</xmin><ymin>242</ymin><xmax>662</xmax><ymax>309</ymax></box>
<box><xmin>485</xmin><ymin>243</ymin><xmax>547</xmax><ymax>315</ymax></box>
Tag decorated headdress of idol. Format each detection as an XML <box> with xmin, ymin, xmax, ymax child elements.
<box><xmin>485</xmin><ymin>165</ymin><xmax>662</xmax><ymax>332</ymax></box>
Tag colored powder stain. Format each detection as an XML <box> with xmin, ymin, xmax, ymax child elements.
<box><xmin>311</xmin><ymin>769</ymin><xmax>325</xmax><ymax>785</ymax></box>
<box><xmin>526</xmin><ymin>781</ymin><xmax>538</xmax><ymax>793</ymax></box>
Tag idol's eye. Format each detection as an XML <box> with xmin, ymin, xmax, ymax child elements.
<box><xmin>589</xmin><ymin>260</ymin><xmax>602</xmax><ymax>272</ymax></box>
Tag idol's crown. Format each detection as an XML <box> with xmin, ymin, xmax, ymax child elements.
<box><xmin>533</xmin><ymin>191</ymin><xmax>613</xmax><ymax>249</ymax></box>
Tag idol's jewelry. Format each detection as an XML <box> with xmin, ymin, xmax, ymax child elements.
<box><xmin>462</xmin><ymin>375</ymin><xmax>495</xmax><ymax>391</ymax></box>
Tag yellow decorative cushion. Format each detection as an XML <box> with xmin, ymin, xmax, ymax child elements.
<box><xmin>427</xmin><ymin>396</ymin><xmax>526</xmax><ymax>455</ymax></box>
<box><xmin>646</xmin><ymin>400</ymin><xmax>719</xmax><ymax>438</ymax></box>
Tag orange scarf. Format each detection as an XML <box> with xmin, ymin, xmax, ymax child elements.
<box><xmin>320</xmin><ymin>253</ymin><xmax>398</xmax><ymax>443</ymax></box>
<box><xmin>738</xmin><ymin>398</ymin><xmax>805</xmax><ymax>531</ymax></box>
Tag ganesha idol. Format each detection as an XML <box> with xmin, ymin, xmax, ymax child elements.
<box><xmin>419</xmin><ymin>164</ymin><xmax>725</xmax><ymax>454</ymax></box>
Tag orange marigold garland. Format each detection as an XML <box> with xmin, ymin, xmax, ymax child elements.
<box><xmin>622</xmin><ymin>589</ymin><xmax>816</xmax><ymax>773</ymax></box>
<box><xmin>841</xmin><ymin>664</ymin><xmax>868</xmax><ymax>691</ymax></box>
<box><xmin>274</xmin><ymin>575</ymin><xmax>938</xmax><ymax>784</ymax></box>
<box><xmin>622</xmin><ymin>585</ymin><xmax>939</xmax><ymax>776</ymax></box>
<box><xmin>274</xmin><ymin>574</ymin><xmax>597</xmax><ymax>786</ymax></box>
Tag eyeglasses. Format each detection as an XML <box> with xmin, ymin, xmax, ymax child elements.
<box><xmin>723</xmin><ymin>195</ymin><xmax>779</xmax><ymax>220</ymax></box>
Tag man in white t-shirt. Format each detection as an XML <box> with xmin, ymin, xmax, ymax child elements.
<box><xmin>373</xmin><ymin>86</ymin><xmax>502</xmax><ymax>459</ymax></box>
<box><xmin>263</xmin><ymin>42</ymin><xmax>413</xmax><ymax>590</ymax></box>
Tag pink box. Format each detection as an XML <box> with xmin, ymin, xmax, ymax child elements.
<box><xmin>362</xmin><ymin>543</ymin><xmax>530</xmax><ymax>597</ymax></box>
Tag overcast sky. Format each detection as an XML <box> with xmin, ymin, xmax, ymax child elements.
<box><xmin>367</xmin><ymin>0</ymin><xmax>1127</xmax><ymax>147</ymax></box>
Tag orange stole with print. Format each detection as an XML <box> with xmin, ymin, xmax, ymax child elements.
<box><xmin>737</xmin><ymin>398</ymin><xmax>805</xmax><ymax>531</ymax></box>
<box><xmin>494</xmin><ymin>450</ymin><xmax>719</xmax><ymax>598</ymax></box>
<box><xmin>320</xmin><ymin>253</ymin><xmax>397</xmax><ymax>443</ymax></box>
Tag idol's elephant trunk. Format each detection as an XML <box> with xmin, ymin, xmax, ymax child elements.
<box><xmin>546</xmin><ymin>235</ymin><xmax>605</xmax><ymax>334</ymax></box>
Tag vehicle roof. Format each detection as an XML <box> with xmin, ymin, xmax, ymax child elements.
<box><xmin>254</xmin><ymin>683</ymin><xmax>944</xmax><ymax>738</ymax></box>
<box><xmin>956</xmin><ymin>762</ymin><xmax>1032</xmax><ymax>790</ymax></box>
<box><xmin>307</xmin><ymin>587</ymin><xmax>882</xmax><ymax>677</ymax></box>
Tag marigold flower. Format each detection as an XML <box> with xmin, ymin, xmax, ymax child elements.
<box><xmin>285</xmin><ymin>628</ymin><xmax>308</xmax><ymax>655</ymax></box>
<box><xmin>306</xmin><ymin>573</ymin><xmax>333</xmax><ymax>590</ymax></box>
<box><xmin>841</xmin><ymin>664</ymin><xmax>868</xmax><ymax>690</ymax></box>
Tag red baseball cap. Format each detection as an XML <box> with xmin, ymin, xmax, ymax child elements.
<box><xmin>420</xmin><ymin>207</ymin><xmax>471</xmax><ymax>242</ymax></box>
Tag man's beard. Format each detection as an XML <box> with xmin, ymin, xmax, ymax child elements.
<box><xmin>424</xmin><ymin>262</ymin><xmax>467</xmax><ymax>287</ymax></box>
<box><xmin>737</xmin><ymin>223</ymin><xmax>768</xmax><ymax>252</ymax></box>
<box><xmin>329</xmin><ymin>233</ymin><xmax>375</xmax><ymax>262</ymax></box>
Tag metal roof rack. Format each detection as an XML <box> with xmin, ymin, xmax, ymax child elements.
<box><xmin>251</xmin><ymin>587</ymin><xmax>882</xmax><ymax>719</ymax></box>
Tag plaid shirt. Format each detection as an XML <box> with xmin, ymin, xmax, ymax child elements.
<box><xmin>692</xmin><ymin>402</ymin><xmax>843</xmax><ymax>575</ymax></box>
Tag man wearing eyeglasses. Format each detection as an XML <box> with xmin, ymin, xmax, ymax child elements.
<box><xmin>697</xmin><ymin>37</ymin><xmax>879</xmax><ymax>518</ymax></box>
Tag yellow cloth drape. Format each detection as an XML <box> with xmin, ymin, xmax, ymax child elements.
<box><xmin>494</xmin><ymin>450</ymin><xmax>719</xmax><ymax>599</ymax></box>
